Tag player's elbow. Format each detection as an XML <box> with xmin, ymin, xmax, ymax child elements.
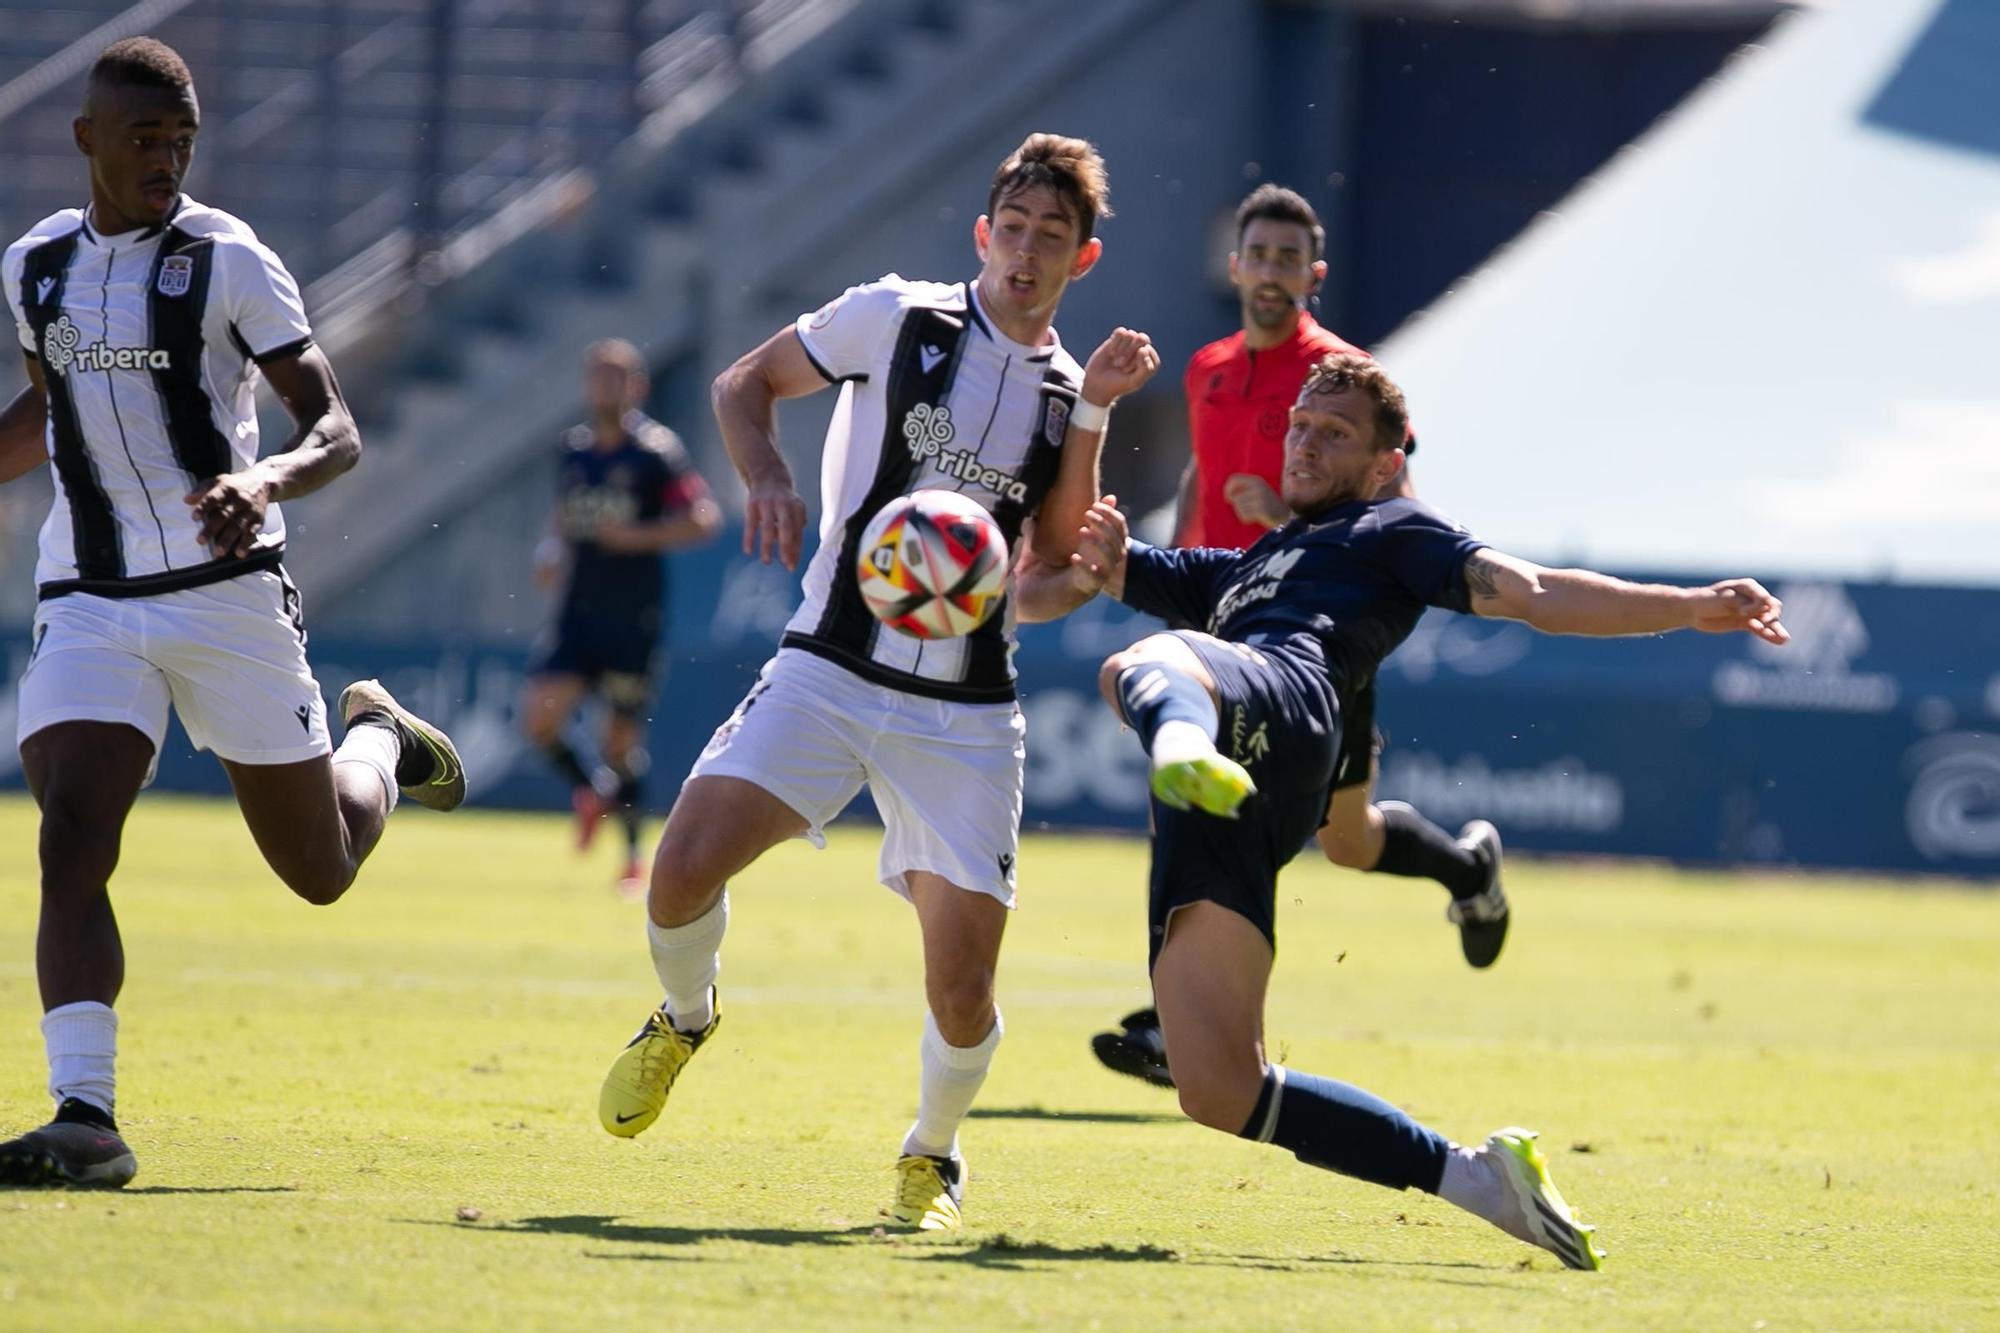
<box><xmin>710</xmin><ymin>357</ymin><xmax>764</xmax><ymax>416</ymax></box>
<box><xmin>323</xmin><ymin>408</ymin><xmax>362</xmax><ymax>474</ymax></box>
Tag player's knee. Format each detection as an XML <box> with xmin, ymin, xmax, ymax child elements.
<box><xmin>1319</xmin><ymin>825</ymin><xmax>1369</xmax><ymax>869</ymax></box>
<box><xmin>1174</xmin><ymin>1064</ymin><xmax>1260</xmax><ymax>1133</ymax></box>
<box><xmin>282</xmin><ymin>859</ymin><xmax>358</xmax><ymax>907</ymax></box>
<box><xmin>648</xmin><ymin>835</ymin><xmax>723</xmax><ymax>924</ymax></box>
<box><xmin>37</xmin><ymin>797</ymin><xmax>124</xmax><ymax>892</ymax></box>
<box><xmin>518</xmin><ymin>703</ymin><xmax>559</xmax><ymax>746</ymax></box>
<box><xmin>1098</xmin><ymin>651</ymin><xmax>1140</xmax><ymax>707</ymax></box>
<box><xmin>928</xmin><ymin>971</ymin><xmax>996</xmax><ymax>1047</ymax></box>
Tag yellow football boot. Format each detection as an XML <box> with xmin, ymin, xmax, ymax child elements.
<box><xmin>889</xmin><ymin>1152</ymin><xmax>965</xmax><ymax>1231</ymax></box>
<box><xmin>598</xmin><ymin>995</ymin><xmax>718</xmax><ymax>1137</ymax></box>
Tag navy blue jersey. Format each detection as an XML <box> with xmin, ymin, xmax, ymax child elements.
<box><xmin>1120</xmin><ymin>497</ymin><xmax>1487</xmax><ymax>693</ymax></box>
<box><xmin>554</xmin><ymin>412</ymin><xmax>707</xmax><ymax>621</ymax></box>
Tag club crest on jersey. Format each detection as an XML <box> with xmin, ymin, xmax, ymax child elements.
<box><xmin>1042</xmin><ymin>395</ymin><xmax>1070</xmax><ymax>443</ymax></box>
<box><xmin>157</xmin><ymin>254</ymin><xmax>195</xmax><ymax>297</ymax></box>
<box><xmin>40</xmin><ymin>314</ymin><xmax>171</xmax><ymax>377</ymax></box>
<box><xmin>901</xmin><ymin>402</ymin><xmax>1028</xmax><ymax>503</ymax></box>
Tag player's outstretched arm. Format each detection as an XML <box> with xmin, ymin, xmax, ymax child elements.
<box><xmin>1464</xmin><ymin>548</ymin><xmax>1788</xmax><ymax>645</ymax></box>
<box><xmin>1030</xmin><ymin>328</ymin><xmax>1159</xmax><ymax>569</ymax></box>
<box><xmin>712</xmin><ymin>327</ymin><xmax>829</xmax><ymax>570</ymax></box>
<box><xmin>183</xmin><ymin>346</ymin><xmax>358</xmax><ymax>559</ymax></box>
<box><xmin>0</xmin><ymin>358</ymin><xmax>50</xmax><ymax>484</ymax></box>
<box><xmin>1015</xmin><ymin>496</ymin><xmax>1129</xmax><ymax>623</ymax></box>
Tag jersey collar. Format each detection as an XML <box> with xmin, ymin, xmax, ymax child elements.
<box><xmin>79</xmin><ymin>194</ymin><xmax>189</xmax><ymax>247</ymax></box>
<box><xmin>967</xmin><ymin>279</ymin><xmax>1062</xmax><ymax>363</ymax></box>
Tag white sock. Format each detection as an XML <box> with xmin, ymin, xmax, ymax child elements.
<box><xmin>648</xmin><ymin>891</ymin><xmax>727</xmax><ymax>1032</ymax></box>
<box><xmin>42</xmin><ymin>1001</ymin><xmax>118</xmax><ymax>1118</ymax></box>
<box><xmin>1437</xmin><ymin>1142</ymin><xmax>1532</xmax><ymax>1243</ymax></box>
<box><xmin>901</xmin><ymin>1008</ymin><xmax>1003</xmax><ymax>1160</ymax></box>
<box><xmin>1151</xmin><ymin>719</ymin><xmax>1216</xmax><ymax>768</ymax></box>
<box><xmin>333</xmin><ymin>724</ymin><xmax>400</xmax><ymax>813</ymax></box>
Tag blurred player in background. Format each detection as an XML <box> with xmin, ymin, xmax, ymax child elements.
<box><xmin>519</xmin><ymin>339</ymin><xmax>720</xmax><ymax>895</ymax></box>
<box><xmin>1094</xmin><ymin>185</ymin><xmax>1505</xmax><ymax>1090</ymax></box>
<box><xmin>0</xmin><ymin>39</ymin><xmax>465</xmax><ymax>1188</ymax></box>
<box><xmin>595</xmin><ymin>133</ymin><xmax>1159</xmax><ymax>1230</ymax></box>
<box><xmin>1019</xmin><ymin>352</ymin><xmax>1788</xmax><ymax>1268</ymax></box>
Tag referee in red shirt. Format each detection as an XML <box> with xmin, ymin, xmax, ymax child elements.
<box><xmin>1093</xmin><ymin>186</ymin><xmax>1509</xmax><ymax>1089</ymax></box>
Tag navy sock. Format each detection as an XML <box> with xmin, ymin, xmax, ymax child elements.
<box><xmin>1374</xmin><ymin>802</ymin><xmax>1484</xmax><ymax>899</ymax></box>
<box><xmin>543</xmin><ymin>739</ymin><xmax>592</xmax><ymax>790</ymax></box>
<box><xmin>613</xmin><ymin>769</ymin><xmax>645</xmax><ymax>854</ymax></box>
<box><xmin>1239</xmin><ymin>1065</ymin><xmax>1450</xmax><ymax>1193</ymax></box>
<box><xmin>1114</xmin><ymin>661</ymin><xmax>1218</xmax><ymax>754</ymax></box>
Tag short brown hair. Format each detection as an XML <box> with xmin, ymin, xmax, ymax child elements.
<box><xmin>1236</xmin><ymin>183</ymin><xmax>1323</xmax><ymax>262</ymax></box>
<box><xmin>89</xmin><ymin>37</ymin><xmax>193</xmax><ymax>96</ymax></box>
<box><xmin>987</xmin><ymin>133</ymin><xmax>1111</xmax><ymax>242</ymax></box>
<box><xmin>1301</xmin><ymin>352</ymin><xmax>1408</xmax><ymax>453</ymax></box>
<box><xmin>582</xmin><ymin>338</ymin><xmax>645</xmax><ymax>378</ymax></box>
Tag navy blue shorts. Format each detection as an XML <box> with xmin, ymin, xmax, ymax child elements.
<box><xmin>1147</xmin><ymin>633</ymin><xmax>1341</xmax><ymax>968</ymax></box>
<box><xmin>1332</xmin><ymin>678</ymin><xmax>1383</xmax><ymax>792</ymax></box>
<box><xmin>527</xmin><ymin>605</ymin><xmax>663</xmax><ymax>715</ymax></box>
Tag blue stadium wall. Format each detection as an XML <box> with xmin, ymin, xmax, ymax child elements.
<box><xmin>4</xmin><ymin>532</ymin><xmax>1995</xmax><ymax>880</ymax></box>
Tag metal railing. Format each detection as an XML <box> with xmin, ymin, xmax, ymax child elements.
<box><xmin>0</xmin><ymin>0</ymin><xmax>763</xmax><ymax>306</ymax></box>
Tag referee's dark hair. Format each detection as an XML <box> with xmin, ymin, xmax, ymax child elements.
<box><xmin>87</xmin><ymin>37</ymin><xmax>194</xmax><ymax>98</ymax></box>
<box><xmin>1236</xmin><ymin>184</ymin><xmax>1324</xmax><ymax>263</ymax></box>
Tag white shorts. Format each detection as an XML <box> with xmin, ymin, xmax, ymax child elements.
<box><xmin>689</xmin><ymin>648</ymin><xmax>1027</xmax><ymax>906</ymax></box>
<box><xmin>16</xmin><ymin>569</ymin><xmax>332</xmax><ymax>775</ymax></box>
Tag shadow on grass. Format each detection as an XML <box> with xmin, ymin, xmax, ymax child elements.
<box><xmin>406</xmin><ymin>1216</ymin><xmax>1186</xmax><ymax>1270</ymax></box>
<box><xmin>406</xmin><ymin>1215</ymin><xmax>1511</xmax><ymax>1282</ymax></box>
<box><xmin>0</xmin><ymin>1184</ymin><xmax>297</xmax><ymax>1196</ymax></box>
<box><xmin>907</xmin><ymin>1234</ymin><xmax>1183</xmax><ymax>1270</ymax></box>
<box><xmin>121</xmin><ymin>1185</ymin><xmax>300</xmax><ymax>1196</ymax></box>
<box><xmin>965</xmin><ymin>1105</ymin><xmax>1181</xmax><ymax>1125</ymax></box>
<box><xmin>406</xmin><ymin>1214</ymin><xmax>883</xmax><ymax>1249</ymax></box>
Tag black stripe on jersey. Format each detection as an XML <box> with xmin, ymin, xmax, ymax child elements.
<box><xmin>810</xmin><ymin>305</ymin><xmax>971</xmax><ymax>653</ymax></box>
<box><xmin>278</xmin><ymin>564</ymin><xmax>308</xmax><ymax>647</ymax></box>
<box><xmin>38</xmin><ymin>545</ymin><xmax>284</xmax><ymax>602</ymax></box>
<box><xmin>21</xmin><ymin>230</ymin><xmax>124</xmax><ymax>580</ymax></box>
<box><xmin>100</xmin><ymin>247</ymin><xmax>173</xmax><ymax>566</ymax></box>
<box><xmin>148</xmin><ymin>228</ymin><xmax>233</xmax><ymax>483</ymax></box>
<box><xmin>960</xmin><ymin>366</ymin><xmax>1077</xmax><ymax>691</ymax></box>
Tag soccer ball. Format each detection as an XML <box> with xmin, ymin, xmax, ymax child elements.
<box><xmin>855</xmin><ymin>489</ymin><xmax>1009</xmax><ymax>639</ymax></box>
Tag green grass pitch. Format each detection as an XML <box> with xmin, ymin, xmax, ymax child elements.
<box><xmin>1</xmin><ymin>793</ymin><xmax>1996</xmax><ymax>1329</ymax></box>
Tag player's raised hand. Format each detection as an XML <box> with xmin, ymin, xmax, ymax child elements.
<box><xmin>1692</xmin><ymin>579</ymin><xmax>1787</xmax><ymax>645</ymax></box>
<box><xmin>1070</xmin><ymin>495</ymin><xmax>1129</xmax><ymax>593</ymax></box>
<box><xmin>1223</xmin><ymin>473</ymin><xmax>1289</xmax><ymax>529</ymax></box>
<box><xmin>744</xmin><ymin>474</ymin><xmax>808</xmax><ymax>569</ymax></box>
<box><xmin>1080</xmin><ymin>328</ymin><xmax>1161</xmax><ymax>407</ymax></box>
<box><xmin>184</xmin><ymin>472</ymin><xmax>271</xmax><ymax>559</ymax></box>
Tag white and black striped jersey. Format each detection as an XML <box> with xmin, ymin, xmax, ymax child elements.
<box><xmin>784</xmin><ymin>274</ymin><xmax>1083</xmax><ymax>704</ymax></box>
<box><xmin>4</xmin><ymin>196</ymin><xmax>313</xmax><ymax>600</ymax></box>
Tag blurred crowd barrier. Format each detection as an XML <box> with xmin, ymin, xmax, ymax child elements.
<box><xmin>2</xmin><ymin>529</ymin><xmax>1995</xmax><ymax>878</ymax></box>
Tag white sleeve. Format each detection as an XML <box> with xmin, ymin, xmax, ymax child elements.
<box><xmin>221</xmin><ymin>236</ymin><xmax>313</xmax><ymax>362</ymax></box>
<box><xmin>793</xmin><ymin>277</ymin><xmax>910</xmax><ymax>383</ymax></box>
<box><xmin>3</xmin><ymin>245</ymin><xmax>31</xmax><ymax>355</ymax></box>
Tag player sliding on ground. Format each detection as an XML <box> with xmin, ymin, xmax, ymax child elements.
<box><xmin>0</xmin><ymin>39</ymin><xmax>465</xmax><ymax>1189</ymax></box>
<box><xmin>595</xmin><ymin>133</ymin><xmax>1159</xmax><ymax>1230</ymax></box>
<box><xmin>1094</xmin><ymin>183</ymin><xmax>1506</xmax><ymax>1091</ymax></box>
<box><xmin>1016</xmin><ymin>352</ymin><xmax>1788</xmax><ymax>1268</ymax></box>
